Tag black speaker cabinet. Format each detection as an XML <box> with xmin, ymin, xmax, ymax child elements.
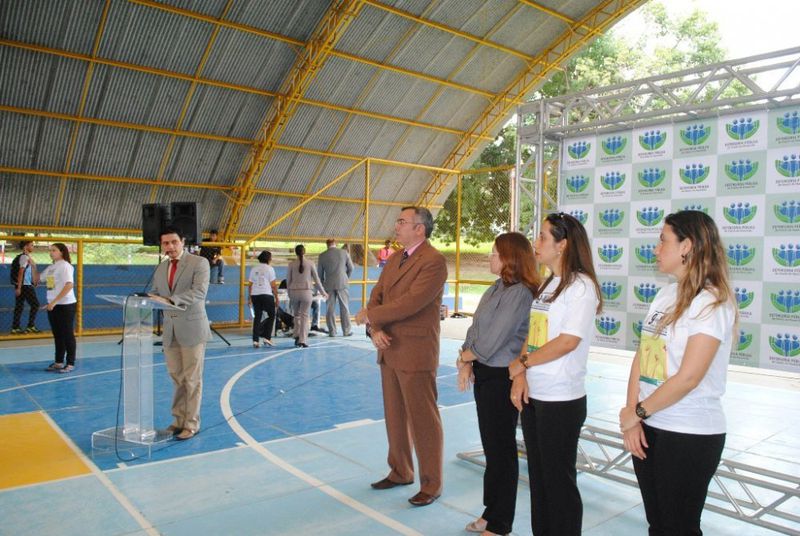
<box><xmin>169</xmin><ymin>202</ymin><xmax>200</xmax><ymax>245</ymax></box>
<box><xmin>142</xmin><ymin>204</ymin><xmax>169</xmax><ymax>246</ymax></box>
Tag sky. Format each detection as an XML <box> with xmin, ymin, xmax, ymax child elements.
<box><xmin>615</xmin><ymin>0</ymin><xmax>800</xmax><ymax>60</ymax></box>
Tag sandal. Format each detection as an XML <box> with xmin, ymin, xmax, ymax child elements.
<box><xmin>262</xmin><ymin>339</ymin><xmax>274</xmax><ymax>347</ymax></box>
<box><xmin>59</xmin><ymin>365</ymin><xmax>75</xmax><ymax>374</ymax></box>
<box><xmin>46</xmin><ymin>362</ymin><xmax>65</xmax><ymax>371</ymax></box>
<box><xmin>465</xmin><ymin>519</ymin><xmax>487</xmax><ymax>533</ymax></box>
<box><xmin>253</xmin><ymin>341</ymin><xmax>260</xmax><ymax>348</ymax></box>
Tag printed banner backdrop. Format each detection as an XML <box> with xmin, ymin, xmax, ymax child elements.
<box><xmin>560</xmin><ymin>106</ymin><xmax>800</xmax><ymax>371</ymax></box>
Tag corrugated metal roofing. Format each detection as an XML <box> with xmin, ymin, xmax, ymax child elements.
<box><xmin>0</xmin><ymin>0</ymin><xmax>642</xmax><ymax>241</ymax></box>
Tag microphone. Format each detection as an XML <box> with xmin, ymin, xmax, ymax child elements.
<box><xmin>135</xmin><ymin>257</ymin><xmax>162</xmax><ymax>297</ymax></box>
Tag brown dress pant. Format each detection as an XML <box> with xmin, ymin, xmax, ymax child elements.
<box><xmin>164</xmin><ymin>343</ymin><xmax>205</xmax><ymax>432</ymax></box>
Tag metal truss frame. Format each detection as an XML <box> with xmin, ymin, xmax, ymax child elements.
<box><xmin>458</xmin><ymin>425</ymin><xmax>800</xmax><ymax>535</ymax></box>
<box><xmin>514</xmin><ymin>45</ymin><xmax>800</xmax><ymax>235</ymax></box>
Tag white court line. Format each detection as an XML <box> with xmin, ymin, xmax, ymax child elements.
<box><xmin>39</xmin><ymin>411</ymin><xmax>160</xmax><ymax>536</ymax></box>
<box><xmin>220</xmin><ymin>343</ymin><xmax>422</xmax><ymax>536</ymax></box>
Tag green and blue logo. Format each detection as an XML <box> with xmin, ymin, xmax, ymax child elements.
<box><xmin>723</xmin><ymin>202</ymin><xmax>757</xmax><ymax>225</ymax></box>
<box><xmin>769</xmin><ymin>333</ymin><xmax>800</xmax><ymax>357</ymax></box>
<box><xmin>737</xmin><ymin>330</ymin><xmax>753</xmax><ymax>351</ymax></box>
<box><xmin>601</xmin><ymin>135</ymin><xmax>627</xmax><ymax>155</ymax></box>
<box><xmin>770</xmin><ymin>290</ymin><xmax>800</xmax><ymax>314</ymax></box>
<box><xmin>734</xmin><ymin>287</ymin><xmax>754</xmax><ymax>309</ymax></box>
<box><xmin>727</xmin><ymin>244</ymin><xmax>756</xmax><ymax>266</ymax></box>
<box><xmin>567</xmin><ymin>141</ymin><xmax>590</xmax><ymax>160</ymax></box>
<box><xmin>777</xmin><ymin>111</ymin><xmax>800</xmax><ymax>135</ymax></box>
<box><xmin>639</xmin><ymin>130</ymin><xmax>667</xmax><ymax>151</ymax></box>
<box><xmin>637</xmin><ymin>168</ymin><xmax>666</xmax><ymax>188</ymax></box>
<box><xmin>773</xmin><ymin>244</ymin><xmax>800</xmax><ymax>267</ymax></box>
<box><xmin>775</xmin><ymin>154</ymin><xmax>800</xmax><ymax>178</ymax></box>
<box><xmin>774</xmin><ymin>200</ymin><xmax>800</xmax><ymax>224</ymax></box>
<box><xmin>595</xmin><ymin>316</ymin><xmax>621</xmax><ymax>336</ymax></box>
<box><xmin>598</xmin><ymin>244</ymin><xmax>623</xmax><ymax>263</ymax></box>
<box><xmin>679</xmin><ymin>163</ymin><xmax>710</xmax><ymax>185</ymax></box>
<box><xmin>679</xmin><ymin>124</ymin><xmax>711</xmax><ymax>146</ymax></box>
<box><xmin>724</xmin><ymin>159</ymin><xmax>758</xmax><ymax>182</ymax></box>
<box><xmin>635</xmin><ymin>244</ymin><xmax>657</xmax><ymax>264</ymax></box>
<box><xmin>599</xmin><ymin>209</ymin><xmax>624</xmax><ymax>228</ymax></box>
<box><xmin>725</xmin><ymin>117</ymin><xmax>760</xmax><ymax>140</ymax></box>
<box><xmin>636</xmin><ymin>206</ymin><xmax>664</xmax><ymax>227</ymax></box>
<box><xmin>565</xmin><ymin>175</ymin><xmax>590</xmax><ymax>193</ymax></box>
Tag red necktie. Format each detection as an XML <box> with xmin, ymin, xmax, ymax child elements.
<box><xmin>168</xmin><ymin>259</ymin><xmax>178</xmax><ymax>290</ymax></box>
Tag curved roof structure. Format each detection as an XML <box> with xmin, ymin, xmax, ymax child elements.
<box><xmin>0</xmin><ymin>0</ymin><xmax>643</xmax><ymax>242</ymax></box>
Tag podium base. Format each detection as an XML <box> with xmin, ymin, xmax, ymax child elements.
<box><xmin>91</xmin><ymin>426</ymin><xmax>174</xmax><ymax>460</ymax></box>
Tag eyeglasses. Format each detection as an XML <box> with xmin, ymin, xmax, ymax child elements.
<box><xmin>395</xmin><ymin>219</ymin><xmax>420</xmax><ymax>226</ymax></box>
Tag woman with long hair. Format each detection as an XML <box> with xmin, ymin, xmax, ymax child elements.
<box><xmin>249</xmin><ymin>250</ymin><xmax>279</xmax><ymax>348</ymax></box>
<box><xmin>286</xmin><ymin>244</ymin><xmax>326</xmax><ymax>348</ymax></box>
<box><xmin>509</xmin><ymin>212</ymin><xmax>602</xmax><ymax>535</ymax></box>
<box><xmin>619</xmin><ymin>210</ymin><xmax>736</xmax><ymax>535</ymax></box>
<box><xmin>42</xmin><ymin>243</ymin><xmax>77</xmax><ymax>373</ymax></box>
<box><xmin>459</xmin><ymin>232</ymin><xmax>539</xmax><ymax>536</ymax></box>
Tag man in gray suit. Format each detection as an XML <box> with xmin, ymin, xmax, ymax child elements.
<box><xmin>317</xmin><ymin>238</ymin><xmax>353</xmax><ymax>337</ymax></box>
<box><xmin>148</xmin><ymin>227</ymin><xmax>210</xmax><ymax>441</ymax></box>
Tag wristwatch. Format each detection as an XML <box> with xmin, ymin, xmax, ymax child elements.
<box><xmin>635</xmin><ymin>401</ymin><xmax>650</xmax><ymax>420</ymax></box>
<box><xmin>519</xmin><ymin>353</ymin><xmax>529</xmax><ymax>368</ymax></box>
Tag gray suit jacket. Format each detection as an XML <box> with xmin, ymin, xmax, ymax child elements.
<box><xmin>150</xmin><ymin>252</ymin><xmax>211</xmax><ymax>347</ymax></box>
<box><xmin>317</xmin><ymin>247</ymin><xmax>353</xmax><ymax>291</ymax></box>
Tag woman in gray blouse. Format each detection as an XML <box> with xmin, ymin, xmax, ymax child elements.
<box><xmin>286</xmin><ymin>244</ymin><xmax>326</xmax><ymax>348</ymax></box>
<box><xmin>458</xmin><ymin>232</ymin><xmax>540</xmax><ymax>536</ymax></box>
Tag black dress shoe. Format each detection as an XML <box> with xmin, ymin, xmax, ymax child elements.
<box><xmin>408</xmin><ymin>491</ymin><xmax>440</xmax><ymax>506</ymax></box>
<box><xmin>370</xmin><ymin>477</ymin><xmax>413</xmax><ymax>490</ymax></box>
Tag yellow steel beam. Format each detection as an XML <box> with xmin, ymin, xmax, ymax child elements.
<box><xmin>126</xmin><ymin>0</ymin><xmax>514</xmax><ymax>103</ymax></box>
<box><xmin>246</xmin><ymin>159</ymin><xmax>367</xmax><ymax>244</ymax></box>
<box><xmin>0</xmin><ymin>223</ymin><xmax>141</xmax><ymax>235</ymax></box>
<box><xmin>461</xmin><ymin>164</ymin><xmax>515</xmax><ymax>175</ymax></box>
<box><xmin>518</xmin><ymin>0</ymin><xmax>577</xmax><ymax>26</ymax></box>
<box><xmin>53</xmin><ymin>0</ymin><xmax>112</xmax><ymax>227</ymax></box>
<box><xmin>148</xmin><ymin>0</ymin><xmax>234</xmax><ymax>204</ymax></box>
<box><xmin>366</xmin><ymin>0</ymin><xmax>533</xmax><ymax>62</ymax></box>
<box><xmin>0</xmin><ymin>40</ymin><xmax>492</xmax><ymax>141</ymax></box>
<box><xmin>416</xmin><ymin>0</ymin><xmax>645</xmax><ymax>207</ymax></box>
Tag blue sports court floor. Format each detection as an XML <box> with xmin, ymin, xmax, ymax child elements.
<box><xmin>1</xmin><ymin>322</ymin><xmax>798</xmax><ymax>535</ymax></box>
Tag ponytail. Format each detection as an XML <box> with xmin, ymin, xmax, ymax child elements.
<box><xmin>295</xmin><ymin>244</ymin><xmax>305</xmax><ymax>274</ymax></box>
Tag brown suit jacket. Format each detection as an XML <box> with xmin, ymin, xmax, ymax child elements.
<box><xmin>367</xmin><ymin>240</ymin><xmax>448</xmax><ymax>371</ymax></box>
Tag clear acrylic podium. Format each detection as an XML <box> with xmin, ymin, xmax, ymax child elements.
<box><xmin>92</xmin><ymin>294</ymin><xmax>185</xmax><ymax>457</ymax></box>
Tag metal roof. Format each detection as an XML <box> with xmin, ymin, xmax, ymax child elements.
<box><xmin>0</xmin><ymin>0</ymin><xmax>644</xmax><ymax>242</ymax></box>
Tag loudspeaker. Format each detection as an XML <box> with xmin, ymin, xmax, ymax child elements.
<box><xmin>169</xmin><ymin>202</ymin><xmax>200</xmax><ymax>245</ymax></box>
<box><xmin>142</xmin><ymin>204</ymin><xmax>169</xmax><ymax>246</ymax></box>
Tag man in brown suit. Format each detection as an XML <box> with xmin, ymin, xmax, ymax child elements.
<box><xmin>355</xmin><ymin>206</ymin><xmax>448</xmax><ymax>507</ymax></box>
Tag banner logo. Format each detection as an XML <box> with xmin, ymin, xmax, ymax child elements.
<box><xmin>679</xmin><ymin>163</ymin><xmax>710</xmax><ymax>184</ymax></box>
<box><xmin>601</xmin><ymin>281</ymin><xmax>622</xmax><ymax>300</ymax></box>
<box><xmin>723</xmin><ymin>202</ymin><xmax>757</xmax><ymax>225</ymax></box>
<box><xmin>599</xmin><ymin>209</ymin><xmax>624</xmax><ymax>228</ymax></box>
<box><xmin>637</xmin><ymin>168</ymin><xmax>666</xmax><ymax>188</ymax></box>
<box><xmin>634</xmin><ymin>244</ymin><xmax>657</xmax><ymax>264</ymax></box>
<box><xmin>634</xmin><ymin>283</ymin><xmax>660</xmax><ymax>303</ymax></box>
<box><xmin>725</xmin><ymin>117</ymin><xmax>760</xmax><ymax>140</ymax></box>
<box><xmin>566</xmin><ymin>175</ymin><xmax>590</xmax><ymax>193</ymax></box>
<box><xmin>724</xmin><ymin>159</ymin><xmax>758</xmax><ymax>182</ymax></box>
<box><xmin>632</xmin><ymin>320</ymin><xmax>643</xmax><ymax>339</ymax></box>
<box><xmin>639</xmin><ymin>129</ymin><xmax>667</xmax><ymax>151</ymax></box>
<box><xmin>727</xmin><ymin>244</ymin><xmax>756</xmax><ymax>266</ymax></box>
<box><xmin>636</xmin><ymin>206</ymin><xmax>664</xmax><ymax>227</ymax></box>
<box><xmin>598</xmin><ymin>244</ymin><xmax>624</xmax><ymax>263</ymax></box>
<box><xmin>679</xmin><ymin>124</ymin><xmax>711</xmax><ymax>146</ymax></box>
<box><xmin>596</xmin><ymin>316</ymin><xmax>621</xmax><ymax>336</ymax></box>
<box><xmin>775</xmin><ymin>154</ymin><xmax>800</xmax><ymax>178</ymax></box>
<box><xmin>600</xmin><ymin>171</ymin><xmax>626</xmax><ymax>191</ymax></box>
<box><xmin>771</xmin><ymin>290</ymin><xmax>800</xmax><ymax>314</ymax></box>
<box><xmin>734</xmin><ymin>287</ymin><xmax>755</xmax><ymax>309</ymax></box>
<box><xmin>769</xmin><ymin>333</ymin><xmax>800</xmax><ymax>357</ymax></box>
<box><xmin>737</xmin><ymin>329</ymin><xmax>753</xmax><ymax>351</ymax></box>
<box><xmin>567</xmin><ymin>141</ymin><xmax>590</xmax><ymax>159</ymax></box>
<box><xmin>773</xmin><ymin>244</ymin><xmax>800</xmax><ymax>267</ymax></box>
<box><xmin>568</xmin><ymin>209</ymin><xmax>589</xmax><ymax>225</ymax></box>
<box><xmin>679</xmin><ymin>204</ymin><xmax>710</xmax><ymax>214</ymax></box>
<box><xmin>601</xmin><ymin>135</ymin><xmax>627</xmax><ymax>155</ymax></box>
<box><xmin>774</xmin><ymin>200</ymin><xmax>800</xmax><ymax>224</ymax></box>
<box><xmin>777</xmin><ymin>111</ymin><xmax>800</xmax><ymax>135</ymax></box>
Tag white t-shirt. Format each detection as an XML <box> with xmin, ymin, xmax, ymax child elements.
<box><xmin>638</xmin><ymin>283</ymin><xmax>735</xmax><ymax>434</ymax></box>
<box><xmin>42</xmin><ymin>260</ymin><xmax>76</xmax><ymax>305</ymax></box>
<box><xmin>249</xmin><ymin>264</ymin><xmax>276</xmax><ymax>296</ymax></box>
<box><xmin>525</xmin><ymin>273</ymin><xmax>600</xmax><ymax>401</ymax></box>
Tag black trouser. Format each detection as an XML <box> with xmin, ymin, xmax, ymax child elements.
<box><xmin>520</xmin><ymin>395</ymin><xmax>587</xmax><ymax>536</ymax></box>
<box><xmin>473</xmin><ymin>362</ymin><xmax>519</xmax><ymax>536</ymax></box>
<box><xmin>633</xmin><ymin>423</ymin><xmax>725</xmax><ymax>536</ymax></box>
<box><xmin>12</xmin><ymin>285</ymin><xmax>39</xmax><ymax>329</ymax></box>
<box><xmin>47</xmin><ymin>303</ymin><xmax>76</xmax><ymax>366</ymax></box>
<box><xmin>252</xmin><ymin>294</ymin><xmax>276</xmax><ymax>342</ymax></box>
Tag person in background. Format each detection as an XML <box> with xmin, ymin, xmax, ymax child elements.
<box><xmin>509</xmin><ymin>212</ymin><xmax>602</xmax><ymax>536</ymax></box>
<box><xmin>199</xmin><ymin>229</ymin><xmax>224</xmax><ymax>284</ymax></box>
<box><xmin>318</xmin><ymin>238</ymin><xmax>354</xmax><ymax>337</ymax></box>
<box><xmin>248</xmin><ymin>250</ymin><xmax>279</xmax><ymax>348</ymax></box>
<box><xmin>620</xmin><ymin>211</ymin><xmax>736</xmax><ymax>535</ymax></box>
<box><xmin>286</xmin><ymin>244</ymin><xmax>326</xmax><ymax>348</ymax></box>
<box><xmin>458</xmin><ymin>232</ymin><xmax>540</xmax><ymax>536</ymax></box>
<box><xmin>378</xmin><ymin>239</ymin><xmax>394</xmax><ymax>268</ymax></box>
<box><xmin>11</xmin><ymin>240</ymin><xmax>40</xmax><ymax>334</ymax></box>
<box><xmin>42</xmin><ymin>243</ymin><xmax>77</xmax><ymax>373</ymax></box>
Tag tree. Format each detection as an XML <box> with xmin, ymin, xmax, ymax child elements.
<box><xmin>434</xmin><ymin>2</ymin><xmax>738</xmax><ymax>244</ymax></box>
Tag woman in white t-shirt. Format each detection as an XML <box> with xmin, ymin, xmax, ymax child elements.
<box><xmin>248</xmin><ymin>250</ymin><xmax>279</xmax><ymax>348</ymax></box>
<box><xmin>509</xmin><ymin>212</ymin><xmax>602</xmax><ymax>536</ymax></box>
<box><xmin>619</xmin><ymin>210</ymin><xmax>735</xmax><ymax>535</ymax></box>
<box><xmin>41</xmin><ymin>243</ymin><xmax>78</xmax><ymax>373</ymax></box>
